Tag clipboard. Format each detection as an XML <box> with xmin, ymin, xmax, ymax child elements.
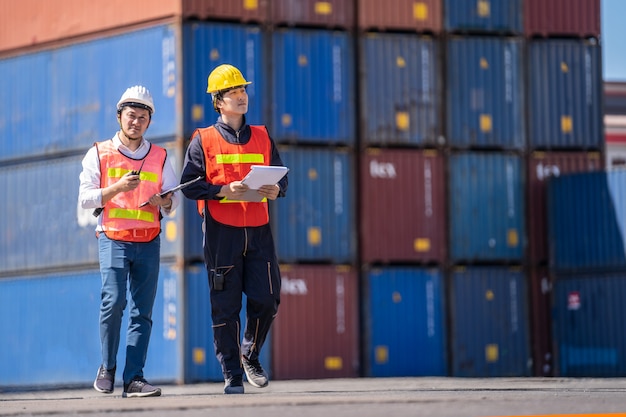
<box><xmin>239</xmin><ymin>165</ymin><xmax>289</xmax><ymax>202</ymax></box>
<box><xmin>139</xmin><ymin>175</ymin><xmax>203</xmax><ymax>207</ymax></box>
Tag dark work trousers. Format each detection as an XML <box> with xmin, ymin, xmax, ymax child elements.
<box><xmin>203</xmin><ymin>212</ymin><xmax>281</xmax><ymax>380</ymax></box>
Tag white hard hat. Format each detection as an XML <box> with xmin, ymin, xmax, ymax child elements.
<box><xmin>117</xmin><ymin>85</ymin><xmax>155</xmax><ymax>115</ymax></box>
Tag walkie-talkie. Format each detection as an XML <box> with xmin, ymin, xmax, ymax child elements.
<box><xmin>93</xmin><ymin>159</ymin><xmax>145</xmax><ymax>217</ymax></box>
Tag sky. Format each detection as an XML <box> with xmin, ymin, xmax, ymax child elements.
<box><xmin>602</xmin><ymin>0</ymin><xmax>626</xmax><ymax>81</ymax></box>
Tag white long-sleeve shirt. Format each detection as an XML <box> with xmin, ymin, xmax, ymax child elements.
<box><xmin>78</xmin><ymin>133</ymin><xmax>180</xmax><ymax>232</ymax></box>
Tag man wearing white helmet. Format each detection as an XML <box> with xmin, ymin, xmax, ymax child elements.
<box><xmin>78</xmin><ymin>85</ymin><xmax>180</xmax><ymax>398</ymax></box>
<box><xmin>180</xmin><ymin>64</ymin><xmax>288</xmax><ymax>394</ymax></box>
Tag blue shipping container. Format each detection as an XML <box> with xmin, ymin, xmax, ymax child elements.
<box><xmin>359</xmin><ymin>33</ymin><xmax>440</xmax><ymax>147</ymax></box>
<box><xmin>527</xmin><ymin>39</ymin><xmax>602</xmax><ymax>150</ymax></box>
<box><xmin>272</xmin><ymin>28</ymin><xmax>355</xmax><ymax>145</ymax></box>
<box><xmin>444</xmin><ymin>0</ymin><xmax>522</xmax><ymax>34</ymax></box>
<box><xmin>0</xmin><ymin>263</ymin><xmax>181</xmax><ymax>388</ymax></box>
<box><xmin>547</xmin><ymin>169</ymin><xmax>626</xmax><ymax>273</ymax></box>
<box><xmin>0</xmin><ymin>25</ymin><xmax>177</xmax><ymax>162</ymax></box>
<box><xmin>447</xmin><ymin>37</ymin><xmax>525</xmax><ymax>150</ymax></box>
<box><xmin>365</xmin><ymin>266</ymin><xmax>447</xmax><ymax>377</ymax></box>
<box><xmin>448</xmin><ymin>152</ymin><xmax>525</xmax><ymax>263</ymax></box>
<box><xmin>450</xmin><ymin>266</ymin><xmax>531</xmax><ymax>377</ymax></box>
<box><xmin>182</xmin><ymin>22</ymin><xmax>266</xmax><ymax>137</ymax></box>
<box><xmin>271</xmin><ymin>146</ymin><xmax>355</xmax><ymax>263</ymax></box>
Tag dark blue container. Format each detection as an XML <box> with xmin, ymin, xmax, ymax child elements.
<box><xmin>527</xmin><ymin>39</ymin><xmax>603</xmax><ymax>150</ymax></box>
<box><xmin>182</xmin><ymin>22</ymin><xmax>267</xmax><ymax>137</ymax></box>
<box><xmin>448</xmin><ymin>152</ymin><xmax>525</xmax><ymax>263</ymax></box>
<box><xmin>547</xmin><ymin>170</ymin><xmax>626</xmax><ymax>273</ymax></box>
<box><xmin>553</xmin><ymin>272</ymin><xmax>626</xmax><ymax>377</ymax></box>
<box><xmin>450</xmin><ymin>266</ymin><xmax>531</xmax><ymax>377</ymax></box>
<box><xmin>271</xmin><ymin>146</ymin><xmax>356</xmax><ymax>264</ymax></box>
<box><xmin>446</xmin><ymin>37</ymin><xmax>525</xmax><ymax>150</ymax></box>
<box><xmin>0</xmin><ymin>25</ymin><xmax>177</xmax><ymax>162</ymax></box>
<box><xmin>359</xmin><ymin>33</ymin><xmax>440</xmax><ymax>147</ymax></box>
<box><xmin>444</xmin><ymin>0</ymin><xmax>522</xmax><ymax>34</ymax></box>
<box><xmin>364</xmin><ymin>266</ymin><xmax>447</xmax><ymax>377</ymax></box>
<box><xmin>271</xmin><ymin>28</ymin><xmax>355</xmax><ymax>145</ymax></box>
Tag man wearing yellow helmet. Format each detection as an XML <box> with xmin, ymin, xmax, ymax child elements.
<box><xmin>180</xmin><ymin>64</ymin><xmax>288</xmax><ymax>394</ymax></box>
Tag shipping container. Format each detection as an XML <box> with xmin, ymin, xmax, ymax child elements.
<box><xmin>271</xmin><ymin>146</ymin><xmax>356</xmax><ymax>264</ymax></box>
<box><xmin>0</xmin><ymin>263</ymin><xmax>182</xmax><ymax>388</ymax></box>
<box><xmin>527</xmin><ymin>39</ymin><xmax>603</xmax><ymax>150</ymax></box>
<box><xmin>357</xmin><ymin>0</ymin><xmax>442</xmax><ymax>34</ymax></box>
<box><xmin>271</xmin><ymin>28</ymin><xmax>355</xmax><ymax>145</ymax></box>
<box><xmin>184</xmin><ymin>263</ymin><xmax>272</xmax><ymax>383</ymax></box>
<box><xmin>547</xmin><ymin>169</ymin><xmax>626</xmax><ymax>273</ymax></box>
<box><xmin>448</xmin><ymin>152</ymin><xmax>525</xmax><ymax>263</ymax></box>
<box><xmin>446</xmin><ymin>37</ymin><xmax>525</xmax><ymax>150</ymax></box>
<box><xmin>528</xmin><ymin>265</ymin><xmax>554</xmax><ymax>376</ymax></box>
<box><xmin>0</xmin><ymin>143</ymin><xmax>187</xmax><ymax>275</ymax></box>
<box><xmin>553</xmin><ymin>272</ymin><xmax>626</xmax><ymax>377</ymax></box>
<box><xmin>182</xmin><ymin>22</ymin><xmax>267</xmax><ymax>137</ymax></box>
<box><xmin>450</xmin><ymin>266</ymin><xmax>531</xmax><ymax>377</ymax></box>
<box><xmin>523</xmin><ymin>0</ymin><xmax>601</xmax><ymax>39</ymax></box>
<box><xmin>527</xmin><ymin>151</ymin><xmax>602</xmax><ymax>265</ymax></box>
<box><xmin>363</xmin><ymin>266</ymin><xmax>447</xmax><ymax>377</ymax></box>
<box><xmin>444</xmin><ymin>0</ymin><xmax>522</xmax><ymax>35</ymax></box>
<box><xmin>183</xmin><ymin>0</ymin><xmax>270</xmax><ymax>23</ymax></box>
<box><xmin>359</xmin><ymin>148</ymin><xmax>446</xmax><ymax>264</ymax></box>
<box><xmin>359</xmin><ymin>33</ymin><xmax>441</xmax><ymax>147</ymax></box>
<box><xmin>271</xmin><ymin>0</ymin><xmax>354</xmax><ymax>29</ymax></box>
<box><xmin>272</xmin><ymin>264</ymin><xmax>359</xmax><ymax>379</ymax></box>
<box><xmin>0</xmin><ymin>25</ymin><xmax>178</xmax><ymax>162</ymax></box>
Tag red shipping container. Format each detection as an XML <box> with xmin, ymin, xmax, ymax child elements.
<box><xmin>359</xmin><ymin>148</ymin><xmax>446</xmax><ymax>264</ymax></box>
<box><xmin>528</xmin><ymin>266</ymin><xmax>553</xmax><ymax>376</ymax></box>
<box><xmin>527</xmin><ymin>151</ymin><xmax>602</xmax><ymax>264</ymax></box>
<box><xmin>357</xmin><ymin>0</ymin><xmax>442</xmax><ymax>33</ymax></box>
<box><xmin>271</xmin><ymin>0</ymin><xmax>354</xmax><ymax>29</ymax></box>
<box><xmin>272</xmin><ymin>264</ymin><xmax>360</xmax><ymax>379</ymax></box>
<box><xmin>524</xmin><ymin>0</ymin><xmax>601</xmax><ymax>38</ymax></box>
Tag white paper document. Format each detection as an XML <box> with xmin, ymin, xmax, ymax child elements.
<box><xmin>239</xmin><ymin>165</ymin><xmax>289</xmax><ymax>202</ymax></box>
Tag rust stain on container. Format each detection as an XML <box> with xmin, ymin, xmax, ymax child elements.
<box><xmin>524</xmin><ymin>0</ymin><xmax>600</xmax><ymax>38</ymax></box>
<box><xmin>357</xmin><ymin>0</ymin><xmax>442</xmax><ymax>33</ymax></box>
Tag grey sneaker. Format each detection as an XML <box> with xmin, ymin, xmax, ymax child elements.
<box><xmin>93</xmin><ymin>366</ymin><xmax>115</xmax><ymax>394</ymax></box>
<box><xmin>242</xmin><ymin>355</ymin><xmax>269</xmax><ymax>388</ymax></box>
<box><xmin>224</xmin><ymin>375</ymin><xmax>244</xmax><ymax>394</ymax></box>
<box><xmin>123</xmin><ymin>377</ymin><xmax>162</xmax><ymax>398</ymax></box>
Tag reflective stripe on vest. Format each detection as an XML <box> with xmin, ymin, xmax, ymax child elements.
<box><xmin>195</xmin><ymin>126</ymin><xmax>271</xmax><ymax>227</ymax></box>
<box><xmin>96</xmin><ymin>140</ymin><xmax>166</xmax><ymax>242</ymax></box>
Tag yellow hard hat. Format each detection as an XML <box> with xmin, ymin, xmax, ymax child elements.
<box><xmin>207</xmin><ymin>64</ymin><xmax>251</xmax><ymax>94</ymax></box>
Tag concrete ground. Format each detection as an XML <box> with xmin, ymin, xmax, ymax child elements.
<box><xmin>2</xmin><ymin>377</ymin><xmax>626</xmax><ymax>417</ymax></box>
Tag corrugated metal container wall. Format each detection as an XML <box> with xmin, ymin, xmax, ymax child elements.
<box><xmin>553</xmin><ymin>272</ymin><xmax>626</xmax><ymax>377</ymax></box>
<box><xmin>527</xmin><ymin>151</ymin><xmax>602</xmax><ymax>265</ymax></box>
<box><xmin>0</xmin><ymin>0</ymin><xmax>179</xmax><ymax>54</ymax></box>
<box><xmin>364</xmin><ymin>266</ymin><xmax>447</xmax><ymax>377</ymax></box>
<box><xmin>446</xmin><ymin>37</ymin><xmax>525</xmax><ymax>150</ymax></box>
<box><xmin>182</xmin><ymin>22</ymin><xmax>266</xmax><ymax>137</ymax></box>
<box><xmin>448</xmin><ymin>152</ymin><xmax>525</xmax><ymax>263</ymax></box>
<box><xmin>547</xmin><ymin>170</ymin><xmax>626</xmax><ymax>273</ymax></box>
<box><xmin>0</xmin><ymin>263</ymin><xmax>182</xmax><ymax>388</ymax></box>
<box><xmin>359</xmin><ymin>148</ymin><xmax>446</xmax><ymax>264</ymax></box>
<box><xmin>359</xmin><ymin>33</ymin><xmax>440</xmax><ymax>147</ymax></box>
<box><xmin>528</xmin><ymin>266</ymin><xmax>553</xmax><ymax>376</ymax></box>
<box><xmin>271</xmin><ymin>28</ymin><xmax>355</xmax><ymax>145</ymax></box>
<box><xmin>182</xmin><ymin>0</ymin><xmax>270</xmax><ymax>22</ymax></box>
<box><xmin>271</xmin><ymin>0</ymin><xmax>354</xmax><ymax>29</ymax></box>
<box><xmin>0</xmin><ymin>142</ymin><xmax>183</xmax><ymax>275</ymax></box>
<box><xmin>444</xmin><ymin>0</ymin><xmax>522</xmax><ymax>34</ymax></box>
<box><xmin>527</xmin><ymin>39</ymin><xmax>603</xmax><ymax>150</ymax></box>
<box><xmin>0</xmin><ymin>25</ymin><xmax>178</xmax><ymax>162</ymax></box>
<box><xmin>272</xmin><ymin>146</ymin><xmax>356</xmax><ymax>264</ymax></box>
<box><xmin>450</xmin><ymin>266</ymin><xmax>531</xmax><ymax>377</ymax></box>
<box><xmin>357</xmin><ymin>0</ymin><xmax>442</xmax><ymax>33</ymax></box>
<box><xmin>523</xmin><ymin>0</ymin><xmax>601</xmax><ymax>39</ymax></box>
<box><xmin>272</xmin><ymin>264</ymin><xmax>359</xmax><ymax>379</ymax></box>
<box><xmin>184</xmin><ymin>263</ymin><xmax>272</xmax><ymax>383</ymax></box>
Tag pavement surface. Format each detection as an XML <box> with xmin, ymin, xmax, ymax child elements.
<box><xmin>2</xmin><ymin>377</ymin><xmax>626</xmax><ymax>417</ymax></box>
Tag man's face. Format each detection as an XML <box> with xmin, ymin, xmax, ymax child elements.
<box><xmin>119</xmin><ymin>107</ymin><xmax>151</xmax><ymax>139</ymax></box>
<box><xmin>217</xmin><ymin>87</ymin><xmax>249</xmax><ymax>116</ymax></box>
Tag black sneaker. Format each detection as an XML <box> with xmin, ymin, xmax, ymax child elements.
<box><xmin>93</xmin><ymin>366</ymin><xmax>115</xmax><ymax>394</ymax></box>
<box><xmin>241</xmin><ymin>355</ymin><xmax>269</xmax><ymax>388</ymax></box>
<box><xmin>224</xmin><ymin>375</ymin><xmax>244</xmax><ymax>394</ymax></box>
<box><xmin>123</xmin><ymin>377</ymin><xmax>162</xmax><ymax>398</ymax></box>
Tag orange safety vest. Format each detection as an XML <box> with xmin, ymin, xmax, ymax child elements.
<box><xmin>96</xmin><ymin>140</ymin><xmax>166</xmax><ymax>242</ymax></box>
<box><xmin>195</xmin><ymin>126</ymin><xmax>271</xmax><ymax>227</ymax></box>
